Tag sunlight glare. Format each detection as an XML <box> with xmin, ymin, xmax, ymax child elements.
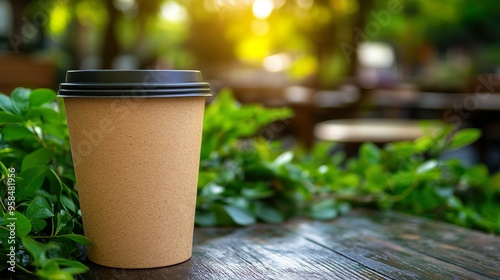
<box><xmin>160</xmin><ymin>1</ymin><xmax>187</xmax><ymax>23</ymax></box>
<box><xmin>252</xmin><ymin>0</ymin><xmax>274</xmax><ymax>20</ymax></box>
<box><xmin>358</xmin><ymin>42</ymin><xmax>395</xmax><ymax>68</ymax></box>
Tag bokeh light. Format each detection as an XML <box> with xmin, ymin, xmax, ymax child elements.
<box><xmin>358</xmin><ymin>42</ymin><xmax>395</xmax><ymax>68</ymax></box>
<box><xmin>161</xmin><ymin>1</ymin><xmax>188</xmax><ymax>23</ymax></box>
<box><xmin>263</xmin><ymin>53</ymin><xmax>292</xmax><ymax>72</ymax></box>
<box><xmin>252</xmin><ymin>0</ymin><xmax>274</xmax><ymax>20</ymax></box>
<box><xmin>48</xmin><ymin>4</ymin><xmax>70</xmax><ymax>36</ymax></box>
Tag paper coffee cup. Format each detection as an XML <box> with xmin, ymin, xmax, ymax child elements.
<box><xmin>59</xmin><ymin>70</ymin><xmax>211</xmax><ymax>268</ymax></box>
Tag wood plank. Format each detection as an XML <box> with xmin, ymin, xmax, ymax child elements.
<box><xmin>360</xmin><ymin>209</ymin><xmax>500</xmax><ymax>259</ymax></box>
<box><xmin>80</xmin><ymin>224</ymin><xmax>388</xmax><ymax>280</ymax></box>
<box><xmin>284</xmin><ymin>212</ymin><xmax>495</xmax><ymax>279</ymax></box>
<box><xmin>342</xmin><ymin>209</ymin><xmax>500</xmax><ymax>279</ymax></box>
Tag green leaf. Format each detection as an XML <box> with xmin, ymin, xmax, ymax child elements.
<box><xmin>58</xmin><ymin>260</ymin><xmax>89</xmax><ymax>274</ymax></box>
<box><xmin>41</xmin><ymin>260</ymin><xmax>62</xmax><ymax>273</ymax></box>
<box><xmin>16</xmin><ymin>167</ymin><xmax>47</xmax><ymax>200</ymax></box>
<box><xmin>31</xmin><ymin>107</ymin><xmax>60</xmax><ymax>123</ymax></box>
<box><xmin>417</xmin><ymin>160</ymin><xmax>438</xmax><ymax>174</ymax></box>
<box><xmin>26</xmin><ymin>196</ymin><xmax>54</xmax><ymax>220</ymax></box>
<box><xmin>60</xmin><ymin>196</ymin><xmax>76</xmax><ymax>213</ymax></box>
<box><xmin>0</xmin><ymin>93</ymin><xmax>18</xmax><ymax>114</ymax></box>
<box><xmin>32</xmin><ymin>219</ymin><xmax>48</xmax><ymax>232</ymax></box>
<box><xmin>256</xmin><ymin>203</ymin><xmax>284</xmax><ymax>223</ymax></box>
<box><xmin>338</xmin><ymin>173</ymin><xmax>360</xmax><ymax>188</ymax></box>
<box><xmin>449</xmin><ymin>128</ymin><xmax>481</xmax><ymax>150</ymax></box>
<box><xmin>0</xmin><ymin>112</ymin><xmax>23</xmax><ymax>124</ymax></box>
<box><xmin>22</xmin><ymin>147</ymin><xmax>54</xmax><ymax>171</ymax></box>
<box><xmin>0</xmin><ymin>147</ymin><xmax>25</xmax><ymax>160</ymax></box>
<box><xmin>307</xmin><ymin>199</ymin><xmax>338</xmax><ymax>220</ymax></box>
<box><xmin>489</xmin><ymin>172</ymin><xmax>500</xmax><ymax>192</ymax></box>
<box><xmin>55</xmin><ymin>210</ymin><xmax>73</xmax><ymax>235</ymax></box>
<box><xmin>0</xmin><ymin>227</ymin><xmax>8</xmax><ymax>246</ymax></box>
<box><xmin>360</xmin><ymin>142</ymin><xmax>381</xmax><ymax>164</ymax></box>
<box><xmin>16</xmin><ymin>212</ymin><xmax>33</xmax><ymax>236</ymax></box>
<box><xmin>37</xmin><ymin>270</ymin><xmax>74</xmax><ymax>280</ymax></box>
<box><xmin>386</xmin><ymin>141</ymin><xmax>417</xmax><ymax>157</ymax></box>
<box><xmin>414</xmin><ymin>136</ymin><xmax>438</xmax><ymax>152</ymax></box>
<box><xmin>273</xmin><ymin>151</ymin><xmax>293</xmax><ymax>166</ymax></box>
<box><xmin>365</xmin><ymin>165</ymin><xmax>386</xmax><ymax>187</ymax></box>
<box><xmin>223</xmin><ymin>205</ymin><xmax>256</xmax><ymax>226</ymax></box>
<box><xmin>21</xmin><ymin>236</ymin><xmax>46</xmax><ymax>264</ymax></box>
<box><xmin>11</xmin><ymin>87</ymin><xmax>31</xmax><ymax>114</ymax></box>
<box><xmin>195</xmin><ymin>210</ymin><xmax>218</xmax><ymax>226</ymax></box>
<box><xmin>29</xmin><ymin>88</ymin><xmax>57</xmax><ymax>107</ymax></box>
<box><xmin>0</xmin><ymin>160</ymin><xmax>9</xmax><ymax>177</ymax></box>
<box><xmin>311</xmin><ymin>141</ymin><xmax>336</xmax><ymax>162</ymax></box>
<box><xmin>4</xmin><ymin>211</ymin><xmax>32</xmax><ymax>237</ymax></box>
<box><xmin>57</xmin><ymin>234</ymin><xmax>93</xmax><ymax>246</ymax></box>
<box><xmin>1</xmin><ymin>125</ymin><xmax>35</xmax><ymax>141</ymax></box>
<box><xmin>241</xmin><ymin>183</ymin><xmax>274</xmax><ymax>199</ymax></box>
<box><xmin>47</xmin><ymin>169</ymin><xmax>63</xmax><ymax>202</ymax></box>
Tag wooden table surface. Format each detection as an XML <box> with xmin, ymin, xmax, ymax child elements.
<box><xmin>79</xmin><ymin>209</ymin><xmax>500</xmax><ymax>280</ymax></box>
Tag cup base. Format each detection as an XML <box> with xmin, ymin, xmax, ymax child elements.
<box><xmin>87</xmin><ymin>251</ymin><xmax>193</xmax><ymax>269</ymax></box>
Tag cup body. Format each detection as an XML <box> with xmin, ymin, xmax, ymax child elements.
<box><xmin>59</xmin><ymin>70</ymin><xmax>210</xmax><ymax>268</ymax></box>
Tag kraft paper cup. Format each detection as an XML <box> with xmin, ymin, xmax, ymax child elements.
<box><xmin>58</xmin><ymin>70</ymin><xmax>211</xmax><ymax>268</ymax></box>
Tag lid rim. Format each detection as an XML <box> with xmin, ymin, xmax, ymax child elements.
<box><xmin>58</xmin><ymin>93</ymin><xmax>212</xmax><ymax>98</ymax></box>
<box><xmin>59</xmin><ymin>69</ymin><xmax>211</xmax><ymax>97</ymax></box>
<box><xmin>59</xmin><ymin>82</ymin><xmax>210</xmax><ymax>89</ymax></box>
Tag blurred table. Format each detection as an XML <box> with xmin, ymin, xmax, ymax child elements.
<box><xmin>79</xmin><ymin>209</ymin><xmax>500</xmax><ymax>279</ymax></box>
<box><xmin>370</xmin><ymin>90</ymin><xmax>500</xmax><ymax>118</ymax></box>
<box><xmin>370</xmin><ymin>90</ymin><xmax>500</xmax><ymax>171</ymax></box>
<box><xmin>314</xmin><ymin>118</ymin><xmax>441</xmax><ymax>143</ymax></box>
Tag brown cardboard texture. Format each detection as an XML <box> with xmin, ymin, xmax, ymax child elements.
<box><xmin>64</xmin><ymin>96</ymin><xmax>205</xmax><ymax>268</ymax></box>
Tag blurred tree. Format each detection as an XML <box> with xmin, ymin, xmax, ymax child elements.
<box><xmin>183</xmin><ymin>1</ymin><xmax>240</xmax><ymax>67</ymax></box>
<box><xmin>101</xmin><ymin>0</ymin><xmax>119</xmax><ymax>68</ymax></box>
<box><xmin>5</xmin><ymin>0</ymin><xmax>500</xmax><ymax>86</ymax></box>
<box><xmin>371</xmin><ymin>0</ymin><xmax>500</xmax><ymax>75</ymax></box>
<box><xmin>95</xmin><ymin>0</ymin><xmax>163</xmax><ymax>68</ymax></box>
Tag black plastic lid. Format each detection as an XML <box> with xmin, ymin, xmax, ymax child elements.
<box><xmin>58</xmin><ymin>70</ymin><xmax>211</xmax><ymax>98</ymax></box>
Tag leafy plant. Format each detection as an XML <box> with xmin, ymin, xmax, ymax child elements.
<box><xmin>196</xmin><ymin>89</ymin><xmax>500</xmax><ymax>233</ymax></box>
<box><xmin>1</xmin><ymin>87</ymin><xmax>499</xmax><ymax>279</ymax></box>
<box><xmin>0</xmin><ymin>88</ymin><xmax>90</xmax><ymax>279</ymax></box>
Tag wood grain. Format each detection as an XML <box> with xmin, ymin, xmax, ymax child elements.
<box><xmin>73</xmin><ymin>209</ymin><xmax>500</xmax><ymax>279</ymax></box>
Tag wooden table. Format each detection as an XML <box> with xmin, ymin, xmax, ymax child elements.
<box><xmin>314</xmin><ymin>118</ymin><xmax>442</xmax><ymax>143</ymax></box>
<box><xmin>80</xmin><ymin>209</ymin><xmax>500</xmax><ymax>279</ymax></box>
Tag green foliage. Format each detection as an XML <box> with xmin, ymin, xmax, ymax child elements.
<box><xmin>0</xmin><ymin>88</ymin><xmax>88</xmax><ymax>278</ymax></box>
<box><xmin>201</xmin><ymin>88</ymin><xmax>293</xmax><ymax>160</ymax></box>
<box><xmin>332</xmin><ymin>129</ymin><xmax>500</xmax><ymax>233</ymax></box>
<box><xmin>1</xmin><ymin>87</ymin><xmax>499</xmax><ymax>278</ymax></box>
<box><xmin>196</xmin><ymin>89</ymin><xmax>500</xmax><ymax>233</ymax></box>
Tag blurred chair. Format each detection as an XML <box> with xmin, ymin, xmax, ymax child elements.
<box><xmin>284</xmin><ymin>85</ymin><xmax>361</xmax><ymax>148</ymax></box>
<box><xmin>369</xmin><ymin>84</ymin><xmax>420</xmax><ymax>118</ymax></box>
<box><xmin>313</xmin><ymin>85</ymin><xmax>360</xmax><ymax>108</ymax></box>
<box><xmin>0</xmin><ymin>53</ymin><xmax>56</xmax><ymax>94</ymax></box>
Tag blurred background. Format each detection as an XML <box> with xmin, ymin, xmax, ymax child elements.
<box><xmin>1</xmin><ymin>0</ymin><xmax>499</xmax><ymax>171</ymax></box>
